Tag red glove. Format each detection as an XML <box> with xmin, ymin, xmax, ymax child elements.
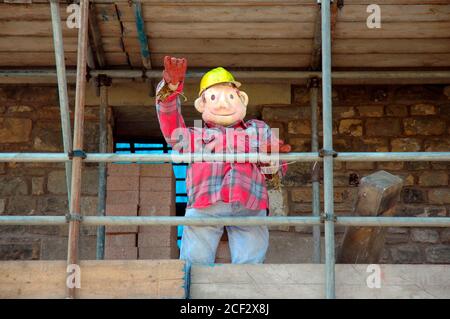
<box><xmin>265</xmin><ymin>139</ymin><xmax>292</xmax><ymax>153</ymax></box>
<box><xmin>162</xmin><ymin>56</ymin><xmax>187</xmax><ymax>86</ymax></box>
<box><xmin>260</xmin><ymin>140</ymin><xmax>291</xmax><ymax>177</ymax></box>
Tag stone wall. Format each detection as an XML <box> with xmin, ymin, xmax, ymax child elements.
<box><xmin>262</xmin><ymin>85</ymin><xmax>450</xmax><ymax>264</ymax></box>
<box><xmin>0</xmin><ymin>85</ymin><xmax>111</xmax><ymax>260</ymax></box>
<box><xmin>0</xmin><ymin>83</ymin><xmax>449</xmax><ymax>264</ymax></box>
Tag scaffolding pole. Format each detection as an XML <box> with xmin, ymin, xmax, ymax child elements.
<box><xmin>50</xmin><ymin>0</ymin><xmax>72</xmax><ymax>204</ymax></box>
<box><xmin>310</xmin><ymin>79</ymin><xmax>321</xmax><ymax>264</ymax></box>
<box><xmin>0</xmin><ymin>152</ymin><xmax>450</xmax><ymax>163</ymax></box>
<box><xmin>2</xmin><ymin>69</ymin><xmax>450</xmax><ymax>84</ymax></box>
<box><xmin>96</xmin><ymin>81</ymin><xmax>109</xmax><ymax>260</ymax></box>
<box><xmin>66</xmin><ymin>0</ymin><xmax>89</xmax><ymax>299</ymax></box>
<box><xmin>321</xmin><ymin>0</ymin><xmax>336</xmax><ymax>299</ymax></box>
<box><xmin>1</xmin><ymin>215</ymin><xmax>450</xmax><ymax>228</ymax></box>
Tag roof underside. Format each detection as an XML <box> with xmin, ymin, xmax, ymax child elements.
<box><xmin>1</xmin><ymin>0</ymin><xmax>450</xmax><ymax>71</ymax></box>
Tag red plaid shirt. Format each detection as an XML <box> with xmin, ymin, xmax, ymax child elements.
<box><xmin>155</xmin><ymin>80</ymin><xmax>286</xmax><ymax>210</ymax></box>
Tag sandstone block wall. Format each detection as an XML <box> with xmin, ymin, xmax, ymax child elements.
<box><xmin>0</xmin><ymin>85</ymin><xmax>111</xmax><ymax>260</ymax></box>
<box><xmin>0</xmin><ymin>84</ymin><xmax>449</xmax><ymax>264</ymax></box>
<box><xmin>261</xmin><ymin>85</ymin><xmax>450</xmax><ymax>264</ymax></box>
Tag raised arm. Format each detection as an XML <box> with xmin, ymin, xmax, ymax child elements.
<box><xmin>155</xmin><ymin>56</ymin><xmax>191</xmax><ymax>151</ymax></box>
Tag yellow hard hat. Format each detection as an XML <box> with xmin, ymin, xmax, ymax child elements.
<box><xmin>198</xmin><ymin>67</ymin><xmax>241</xmax><ymax>96</ymax></box>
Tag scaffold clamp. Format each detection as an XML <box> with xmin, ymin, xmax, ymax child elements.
<box><xmin>68</xmin><ymin>149</ymin><xmax>87</xmax><ymax>160</ymax></box>
<box><xmin>321</xmin><ymin>212</ymin><xmax>337</xmax><ymax>223</ymax></box>
<box><xmin>319</xmin><ymin>149</ymin><xmax>338</xmax><ymax>158</ymax></box>
<box><xmin>65</xmin><ymin>213</ymin><xmax>83</xmax><ymax>223</ymax></box>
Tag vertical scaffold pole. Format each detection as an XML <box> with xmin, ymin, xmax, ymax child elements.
<box><xmin>50</xmin><ymin>0</ymin><xmax>73</xmax><ymax>203</ymax></box>
<box><xmin>321</xmin><ymin>0</ymin><xmax>336</xmax><ymax>299</ymax></box>
<box><xmin>310</xmin><ymin>78</ymin><xmax>321</xmax><ymax>264</ymax></box>
<box><xmin>66</xmin><ymin>0</ymin><xmax>89</xmax><ymax>299</ymax></box>
<box><xmin>96</xmin><ymin>78</ymin><xmax>110</xmax><ymax>260</ymax></box>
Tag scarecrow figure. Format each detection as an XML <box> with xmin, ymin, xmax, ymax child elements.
<box><xmin>156</xmin><ymin>56</ymin><xmax>291</xmax><ymax>265</ymax></box>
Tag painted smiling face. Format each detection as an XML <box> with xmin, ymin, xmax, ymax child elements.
<box><xmin>194</xmin><ymin>83</ymin><xmax>249</xmax><ymax>126</ymax></box>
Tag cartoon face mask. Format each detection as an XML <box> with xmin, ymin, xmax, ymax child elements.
<box><xmin>194</xmin><ymin>83</ymin><xmax>249</xmax><ymax>127</ymax></box>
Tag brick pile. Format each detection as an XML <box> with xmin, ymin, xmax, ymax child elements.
<box><xmin>104</xmin><ymin>163</ymin><xmax>178</xmax><ymax>260</ymax></box>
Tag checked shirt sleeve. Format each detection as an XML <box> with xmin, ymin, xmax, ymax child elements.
<box><xmin>155</xmin><ymin>80</ymin><xmax>192</xmax><ymax>153</ymax></box>
<box><xmin>254</xmin><ymin>120</ymin><xmax>288</xmax><ymax>177</ymax></box>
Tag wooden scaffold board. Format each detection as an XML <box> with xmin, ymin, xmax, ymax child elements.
<box><xmin>0</xmin><ymin>260</ymin><xmax>186</xmax><ymax>299</ymax></box>
<box><xmin>190</xmin><ymin>264</ymin><xmax>450</xmax><ymax>299</ymax></box>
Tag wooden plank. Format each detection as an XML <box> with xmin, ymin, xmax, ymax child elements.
<box><xmin>66</xmin><ymin>0</ymin><xmax>90</xmax><ymax>299</ymax></box>
<box><xmin>190</xmin><ymin>264</ymin><xmax>450</xmax><ymax>299</ymax></box>
<box><xmin>0</xmin><ymin>260</ymin><xmax>186</xmax><ymax>299</ymax></box>
<box><xmin>128</xmin><ymin>53</ymin><xmax>311</xmax><ymax>68</ymax></box>
<box><xmin>344</xmin><ymin>0</ymin><xmax>450</xmax><ymax>4</ymax></box>
<box><xmin>25</xmin><ymin>0</ymin><xmax>450</xmax><ymax>4</ymax></box>
<box><xmin>0</xmin><ymin>20</ymin><xmax>120</xmax><ymax>37</ymax></box>
<box><xmin>94</xmin><ymin>18</ymin><xmax>124</xmax><ymax>36</ymax></box>
<box><xmin>333</xmin><ymin>39</ymin><xmax>450</xmax><ymax>54</ymax></box>
<box><xmin>91</xmin><ymin>0</ymin><xmax>450</xmax><ymax>4</ymax></box>
<box><xmin>309</xmin><ymin>5</ymin><xmax>321</xmax><ymax>70</ymax></box>
<box><xmin>4</xmin><ymin>3</ymin><xmax>448</xmax><ymax>22</ymax></box>
<box><xmin>0</xmin><ymin>36</ymin><xmax>123</xmax><ymax>52</ymax></box>
<box><xmin>89</xmin><ymin>4</ymin><xmax>107</xmax><ymax>67</ymax></box>
<box><xmin>0</xmin><ymin>36</ymin><xmax>76</xmax><ymax>52</ymax></box>
<box><xmin>122</xmin><ymin>22</ymin><xmax>315</xmax><ymax>38</ymax></box>
<box><xmin>132</xmin><ymin>1</ymin><xmax>152</xmax><ymax>69</ymax></box>
<box><xmin>0</xmin><ymin>52</ymin><xmax>126</xmax><ymax>68</ymax></box>
<box><xmin>102</xmin><ymin>37</ymin><xmax>126</xmax><ymax>52</ymax></box>
<box><xmin>117</xmin><ymin>3</ymin><xmax>317</xmax><ymax>22</ymax></box>
<box><xmin>123</xmin><ymin>38</ymin><xmax>313</xmax><ymax>54</ymax></box>
<box><xmin>4</xmin><ymin>37</ymin><xmax>448</xmax><ymax>56</ymax></box>
<box><xmin>0</xmin><ymin>21</ymin><xmax>78</xmax><ymax>36</ymax></box>
<box><xmin>335</xmin><ymin>22</ymin><xmax>450</xmax><ymax>39</ymax></box>
<box><xmin>0</xmin><ymin>52</ymin><xmax>78</xmax><ymax>66</ymax></box>
<box><xmin>333</xmin><ymin>53</ymin><xmax>450</xmax><ymax>67</ymax></box>
<box><xmin>104</xmin><ymin>52</ymin><xmax>131</xmax><ymax>65</ymax></box>
<box><xmin>338</xmin><ymin>171</ymin><xmax>403</xmax><ymax>263</ymax></box>
<box><xmin>0</xmin><ymin>3</ymin><xmax>118</xmax><ymax>21</ymax></box>
<box><xmin>339</xmin><ymin>5</ymin><xmax>450</xmax><ymax>22</ymax></box>
<box><xmin>93</xmin><ymin>0</ymin><xmax>318</xmax><ymax>4</ymax></box>
<box><xmin>96</xmin><ymin>3</ymin><xmax>121</xmax><ymax>21</ymax></box>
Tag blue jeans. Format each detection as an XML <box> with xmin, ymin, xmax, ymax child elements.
<box><xmin>180</xmin><ymin>201</ymin><xmax>269</xmax><ymax>265</ymax></box>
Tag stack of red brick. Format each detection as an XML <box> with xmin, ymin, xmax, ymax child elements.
<box><xmin>104</xmin><ymin>163</ymin><xmax>179</xmax><ymax>260</ymax></box>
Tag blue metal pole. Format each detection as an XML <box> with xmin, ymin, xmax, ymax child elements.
<box><xmin>321</xmin><ymin>0</ymin><xmax>336</xmax><ymax>299</ymax></box>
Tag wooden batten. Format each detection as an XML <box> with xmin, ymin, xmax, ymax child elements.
<box><xmin>122</xmin><ymin>22</ymin><xmax>315</xmax><ymax>38</ymax></box>
<box><xmin>190</xmin><ymin>264</ymin><xmax>450</xmax><ymax>299</ymax></box>
<box><xmin>0</xmin><ymin>260</ymin><xmax>186</xmax><ymax>299</ymax></box>
<box><xmin>116</xmin><ymin>3</ymin><xmax>317</xmax><ymax>22</ymax></box>
<box><xmin>338</xmin><ymin>171</ymin><xmax>403</xmax><ymax>264</ymax></box>
<box><xmin>0</xmin><ymin>2</ymin><xmax>449</xmax><ymax>69</ymax></box>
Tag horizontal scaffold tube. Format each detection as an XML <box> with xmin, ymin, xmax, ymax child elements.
<box><xmin>0</xmin><ymin>152</ymin><xmax>449</xmax><ymax>163</ymax></box>
<box><xmin>0</xmin><ymin>216</ymin><xmax>450</xmax><ymax>228</ymax></box>
<box><xmin>3</xmin><ymin>69</ymin><xmax>450</xmax><ymax>82</ymax></box>
<box><xmin>336</xmin><ymin>217</ymin><xmax>450</xmax><ymax>228</ymax></box>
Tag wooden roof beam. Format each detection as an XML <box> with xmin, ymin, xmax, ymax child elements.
<box><xmin>88</xmin><ymin>3</ymin><xmax>106</xmax><ymax>68</ymax></box>
<box><xmin>310</xmin><ymin>2</ymin><xmax>322</xmax><ymax>70</ymax></box>
<box><xmin>133</xmin><ymin>1</ymin><xmax>152</xmax><ymax>70</ymax></box>
<box><xmin>310</xmin><ymin>0</ymin><xmax>342</xmax><ymax>71</ymax></box>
